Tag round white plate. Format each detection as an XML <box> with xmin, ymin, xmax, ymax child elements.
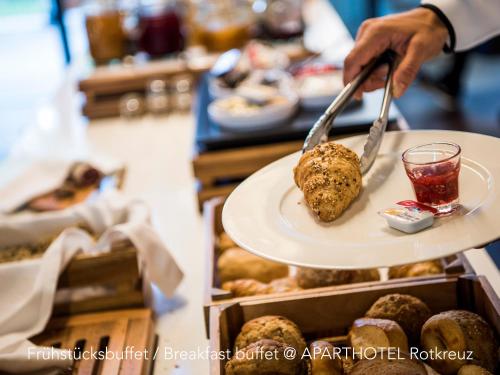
<box><xmin>223</xmin><ymin>130</ymin><xmax>500</xmax><ymax>269</ymax></box>
<box><xmin>208</xmin><ymin>96</ymin><xmax>298</xmax><ymax>132</ymax></box>
<box><xmin>297</xmin><ymin>71</ymin><xmax>344</xmax><ymax>110</ymax></box>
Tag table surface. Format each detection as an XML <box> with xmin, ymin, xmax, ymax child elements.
<box><xmin>0</xmin><ymin>1</ymin><xmax>498</xmax><ymax>373</ymax></box>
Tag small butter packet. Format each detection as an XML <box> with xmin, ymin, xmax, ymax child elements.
<box><xmin>379</xmin><ymin>201</ymin><xmax>436</xmax><ymax>234</ymax></box>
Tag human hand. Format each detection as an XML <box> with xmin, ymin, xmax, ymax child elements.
<box><xmin>343</xmin><ymin>8</ymin><xmax>449</xmax><ymax>99</ymax></box>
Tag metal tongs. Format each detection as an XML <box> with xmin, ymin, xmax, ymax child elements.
<box><xmin>303</xmin><ymin>50</ymin><xmax>397</xmax><ymax>175</ymax></box>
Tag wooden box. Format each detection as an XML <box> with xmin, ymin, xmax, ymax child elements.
<box><xmin>54</xmin><ymin>241</ymin><xmax>145</xmax><ymax>316</ymax></box>
<box><xmin>203</xmin><ymin>198</ymin><xmax>473</xmax><ymax>329</ymax></box>
<box><xmin>209</xmin><ymin>275</ymin><xmax>499</xmax><ymax>374</ymax></box>
<box><xmin>32</xmin><ymin>308</ymin><xmax>157</xmax><ymax>375</ymax></box>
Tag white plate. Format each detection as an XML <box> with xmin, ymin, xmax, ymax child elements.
<box><xmin>297</xmin><ymin>71</ymin><xmax>344</xmax><ymax>110</ymax></box>
<box><xmin>208</xmin><ymin>96</ymin><xmax>298</xmax><ymax>132</ymax></box>
<box><xmin>223</xmin><ymin>130</ymin><xmax>500</xmax><ymax>269</ymax></box>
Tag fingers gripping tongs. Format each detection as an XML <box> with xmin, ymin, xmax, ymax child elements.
<box><xmin>303</xmin><ymin>50</ymin><xmax>397</xmax><ymax>175</ymax></box>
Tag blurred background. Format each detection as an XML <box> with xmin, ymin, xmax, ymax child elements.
<box><xmin>1</xmin><ymin>0</ymin><xmax>500</xmax><ymax>161</ymax></box>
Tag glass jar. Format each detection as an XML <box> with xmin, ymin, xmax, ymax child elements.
<box><xmin>138</xmin><ymin>0</ymin><xmax>184</xmax><ymax>57</ymax></box>
<box><xmin>262</xmin><ymin>0</ymin><xmax>304</xmax><ymax>39</ymax></box>
<box><xmin>85</xmin><ymin>0</ymin><xmax>126</xmax><ymax>64</ymax></box>
<box><xmin>191</xmin><ymin>0</ymin><xmax>254</xmax><ymax>52</ymax></box>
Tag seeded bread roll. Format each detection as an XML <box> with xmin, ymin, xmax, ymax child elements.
<box><xmin>458</xmin><ymin>364</ymin><xmax>494</xmax><ymax>375</ymax></box>
<box><xmin>365</xmin><ymin>294</ymin><xmax>432</xmax><ymax>344</ymax></box>
<box><xmin>296</xmin><ymin>268</ymin><xmax>380</xmax><ymax>289</ymax></box>
<box><xmin>348</xmin><ymin>318</ymin><xmax>409</xmax><ymax>355</ymax></box>
<box><xmin>225</xmin><ymin>339</ymin><xmax>303</xmax><ymax>375</ymax></box>
<box><xmin>388</xmin><ymin>260</ymin><xmax>443</xmax><ymax>279</ymax></box>
<box><xmin>217</xmin><ymin>248</ymin><xmax>289</xmax><ymax>283</ymax></box>
<box><xmin>421</xmin><ymin>310</ymin><xmax>498</xmax><ymax>375</ymax></box>
<box><xmin>349</xmin><ymin>351</ymin><xmax>427</xmax><ymax>375</ymax></box>
<box><xmin>293</xmin><ymin>142</ymin><xmax>362</xmax><ymax>222</ymax></box>
<box><xmin>309</xmin><ymin>341</ymin><xmax>343</xmax><ymax>375</ymax></box>
<box><xmin>234</xmin><ymin>316</ymin><xmax>306</xmax><ymax>355</ymax></box>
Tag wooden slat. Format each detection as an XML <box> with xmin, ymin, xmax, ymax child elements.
<box><xmin>59</xmin><ymin>248</ymin><xmax>139</xmax><ymax>288</ymax></box>
<box><xmin>53</xmin><ymin>289</ymin><xmax>144</xmax><ymax>316</ymax></box>
<box><xmin>32</xmin><ymin>309</ymin><xmax>155</xmax><ymax>375</ymax></box>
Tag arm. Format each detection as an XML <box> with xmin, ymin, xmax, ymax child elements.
<box><xmin>423</xmin><ymin>0</ymin><xmax>500</xmax><ymax>52</ymax></box>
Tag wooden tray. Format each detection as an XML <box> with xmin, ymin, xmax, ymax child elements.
<box><xmin>203</xmin><ymin>198</ymin><xmax>474</xmax><ymax>330</ymax></box>
<box><xmin>54</xmin><ymin>242</ymin><xmax>145</xmax><ymax>316</ymax></box>
<box><xmin>209</xmin><ymin>275</ymin><xmax>500</xmax><ymax>374</ymax></box>
<box><xmin>32</xmin><ymin>308</ymin><xmax>157</xmax><ymax>375</ymax></box>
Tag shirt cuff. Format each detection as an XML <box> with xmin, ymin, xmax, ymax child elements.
<box><xmin>419</xmin><ymin>3</ymin><xmax>456</xmax><ymax>53</ymax></box>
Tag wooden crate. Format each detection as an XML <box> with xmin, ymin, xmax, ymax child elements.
<box><xmin>193</xmin><ymin>140</ymin><xmax>303</xmax><ymax>211</ymax></box>
<box><xmin>203</xmin><ymin>197</ymin><xmax>474</xmax><ymax>331</ymax></box>
<box><xmin>32</xmin><ymin>308</ymin><xmax>157</xmax><ymax>375</ymax></box>
<box><xmin>54</xmin><ymin>242</ymin><xmax>145</xmax><ymax>316</ymax></box>
<box><xmin>209</xmin><ymin>275</ymin><xmax>500</xmax><ymax>374</ymax></box>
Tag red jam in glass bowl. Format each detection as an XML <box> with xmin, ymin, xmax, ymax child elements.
<box><xmin>402</xmin><ymin>143</ymin><xmax>461</xmax><ymax>216</ymax></box>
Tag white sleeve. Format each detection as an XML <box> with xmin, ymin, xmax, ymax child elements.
<box><xmin>422</xmin><ymin>0</ymin><xmax>500</xmax><ymax>51</ymax></box>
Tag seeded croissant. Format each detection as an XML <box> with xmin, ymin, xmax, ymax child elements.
<box><xmin>294</xmin><ymin>142</ymin><xmax>362</xmax><ymax>222</ymax></box>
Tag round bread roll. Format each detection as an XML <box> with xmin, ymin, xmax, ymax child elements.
<box><xmin>294</xmin><ymin>142</ymin><xmax>362</xmax><ymax>222</ymax></box>
<box><xmin>225</xmin><ymin>339</ymin><xmax>303</xmax><ymax>375</ymax></box>
<box><xmin>217</xmin><ymin>248</ymin><xmax>289</xmax><ymax>283</ymax></box>
<box><xmin>217</xmin><ymin>232</ymin><xmax>237</xmax><ymax>252</ymax></box>
<box><xmin>388</xmin><ymin>260</ymin><xmax>443</xmax><ymax>279</ymax></box>
<box><xmin>348</xmin><ymin>318</ymin><xmax>409</xmax><ymax>355</ymax></box>
<box><xmin>234</xmin><ymin>316</ymin><xmax>306</xmax><ymax>355</ymax></box>
<box><xmin>421</xmin><ymin>310</ymin><xmax>497</xmax><ymax>375</ymax></box>
<box><xmin>309</xmin><ymin>341</ymin><xmax>342</xmax><ymax>375</ymax></box>
<box><xmin>458</xmin><ymin>364</ymin><xmax>494</xmax><ymax>375</ymax></box>
<box><xmin>349</xmin><ymin>351</ymin><xmax>427</xmax><ymax>375</ymax></box>
<box><xmin>296</xmin><ymin>268</ymin><xmax>380</xmax><ymax>289</ymax></box>
<box><xmin>222</xmin><ymin>279</ymin><xmax>271</xmax><ymax>297</ymax></box>
<box><xmin>365</xmin><ymin>293</ymin><xmax>431</xmax><ymax>344</ymax></box>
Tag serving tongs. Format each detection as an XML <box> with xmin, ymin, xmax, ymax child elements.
<box><xmin>303</xmin><ymin>50</ymin><xmax>397</xmax><ymax>175</ymax></box>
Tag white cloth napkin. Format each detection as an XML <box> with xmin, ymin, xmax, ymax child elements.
<box><xmin>0</xmin><ymin>158</ymin><xmax>124</xmax><ymax>214</ymax></box>
<box><xmin>0</xmin><ymin>191</ymin><xmax>184</xmax><ymax>373</ymax></box>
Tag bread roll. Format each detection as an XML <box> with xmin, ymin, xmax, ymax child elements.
<box><xmin>294</xmin><ymin>142</ymin><xmax>362</xmax><ymax>222</ymax></box>
<box><xmin>234</xmin><ymin>316</ymin><xmax>306</xmax><ymax>355</ymax></box>
<box><xmin>458</xmin><ymin>364</ymin><xmax>494</xmax><ymax>375</ymax></box>
<box><xmin>268</xmin><ymin>277</ymin><xmax>301</xmax><ymax>293</ymax></box>
<box><xmin>388</xmin><ymin>260</ymin><xmax>443</xmax><ymax>279</ymax></box>
<box><xmin>348</xmin><ymin>318</ymin><xmax>409</xmax><ymax>355</ymax></box>
<box><xmin>309</xmin><ymin>341</ymin><xmax>342</xmax><ymax>375</ymax></box>
<box><xmin>217</xmin><ymin>248</ymin><xmax>288</xmax><ymax>283</ymax></box>
<box><xmin>222</xmin><ymin>279</ymin><xmax>271</xmax><ymax>297</ymax></box>
<box><xmin>349</xmin><ymin>351</ymin><xmax>427</xmax><ymax>375</ymax></box>
<box><xmin>296</xmin><ymin>268</ymin><xmax>380</xmax><ymax>289</ymax></box>
<box><xmin>365</xmin><ymin>293</ymin><xmax>432</xmax><ymax>344</ymax></box>
<box><xmin>421</xmin><ymin>310</ymin><xmax>498</xmax><ymax>375</ymax></box>
<box><xmin>217</xmin><ymin>232</ymin><xmax>236</xmax><ymax>253</ymax></box>
<box><xmin>225</xmin><ymin>339</ymin><xmax>303</xmax><ymax>375</ymax></box>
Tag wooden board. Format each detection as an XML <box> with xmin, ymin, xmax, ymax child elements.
<box><xmin>203</xmin><ymin>197</ymin><xmax>474</xmax><ymax>333</ymax></box>
<box><xmin>54</xmin><ymin>245</ymin><xmax>144</xmax><ymax>316</ymax></box>
<box><xmin>32</xmin><ymin>309</ymin><xmax>157</xmax><ymax>375</ymax></box>
<box><xmin>209</xmin><ymin>275</ymin><xmax>500</xmax><ymax>374</ymax></box>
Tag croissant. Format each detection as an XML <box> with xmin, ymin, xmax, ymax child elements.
<box><xmin>294</xmin><ymin>142</ymin><xmax>362</xmax><ymax>222</ymax></box>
